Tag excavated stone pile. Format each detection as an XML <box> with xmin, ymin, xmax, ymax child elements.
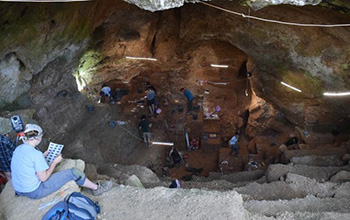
<box><xmin>1</xmin><ymin>142</ymin><xmax>350</xmax><ymax>219</ymax></box>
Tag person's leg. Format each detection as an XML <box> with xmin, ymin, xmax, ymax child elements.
<box><xmin>188</xmin><ymin>99</ymin><xmax>193</xmax><ymax>112</ymax></box>
<box><xmin>229</xmin><ymin>145</ymin><xmax>234</xmax><ymax>155</ymax></box>
<box><xmin>142</xmin><ymin>132</ymin><xmax>149</xmax><ymax>147</ymax></box>
<box><xmin>146</xmin><ymin>132</ymin><xmax>152</xmax><ymax>147</ymax></box>
<box><xmin>151</xmin><ymin>104</ymin><xmax>155</xmax><ymax>115</ymax></box>
<box><xmin>142</xmin><ymin>132</ymin><xmax>146</xmax><ymax>143</ymax></box>
<box><xmin>81</xmin><ymin>178</ymin><xmax>98</xmax><ymax>190</ymax></box>
<box><xmin>22</xmin><ymin>169</ymin><xmax>78</xmax><ymax>199</ymax></box>
<box><xmin>70</xmin><ymin>168</ymin><xmax>113</xmax><ymax>196</ymax></box>
<box><xmin>148</xmin><ymin>105</ymin><xmax>153</xmax><ymax>115</ymax></box>
<box><xmin>233</xmin><ymin>145</ymin><xmax>240</xmax><ymax>156</ymax></box>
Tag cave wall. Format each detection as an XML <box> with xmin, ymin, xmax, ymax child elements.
<box><xmin>0</xmin><ymin>0</ymin><xmax>125</xmax><ymax>110</ymax></box>
<box><xmin>177</xmin><ymin>1</ymin><xmax>350</xmax><ymax>133</ymax></box>
<box><xmin>1</xmin><ymin>0</ymin><xmax>350</xmax><ymax>140</ymax></box>
<box><xmin>0</xmin><ymin>0</ymin><xmax>129</xmax><ymax>140</ymax></box>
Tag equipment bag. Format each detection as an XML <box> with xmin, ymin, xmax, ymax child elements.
<box><xmin>42</xmin><ymin>192</ymin><xmax>101</xmax><ymax>220</ymax></box>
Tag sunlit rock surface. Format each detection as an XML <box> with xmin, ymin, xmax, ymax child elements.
<box><xmin>123</xmin><ymin>0</ymin><xmax>323</xmax><ymax>12</ymax></box>
<box><xmin>243</xmin><ymin>0</ymin><xmax>322</xmax><ymax>10</ymax></box>
<box><xmin>124</xmin><ymin>0</ymin><xmax>185</xmax><ymax>12</ymax></box>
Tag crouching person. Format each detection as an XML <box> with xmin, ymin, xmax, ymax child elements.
<box><xmin>10</xmin><ymin>124</ymin><xmax>112</xmax><ymax>199</ymax></box>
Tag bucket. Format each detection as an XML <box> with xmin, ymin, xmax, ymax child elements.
<box><xmin>108</xmin><ymin>121</ymin><xmax>116</xmax><ymax>127</ymax></box>
<box><xmin>87</xmin><ymin>105</ymin><xmax>94</xmax><ymax>112</ymax></box>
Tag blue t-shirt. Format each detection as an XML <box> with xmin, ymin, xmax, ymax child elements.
<box><xmin>229</xmin><ymin>135</ymin><xmax>238</xmax><ymax>146</ymax></box>
<box><xmin>147</xmin><ymin>90</ymin><xmax>155</xmax><ymax>101</ymax></box>
<box><xmin>184</xmin><ymin>89</ymin><xmax>194</xmax><ymax>101</ymax></box>
<box><xmin>11</xmin><ymin>143</ymin><xmax>49</xmax><ymax>193</ymax></box>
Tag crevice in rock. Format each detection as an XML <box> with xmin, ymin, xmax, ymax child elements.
<box><xmin>20</xmin><ymin>6</ymin><xmax>29</xmax><ymax>18</ymax></box>
<box><xmin>150</xmin><ymin>12</ymin><xmax>162</xmax><ymax>57</ymax></box>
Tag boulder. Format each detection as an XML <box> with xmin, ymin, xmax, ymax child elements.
<box><xmin>266</xmin><ymin>164</ymin><xmax>350</xmax><ymax>182</ymax></box>
<box><xmin>330</xmin><ymin>170</ymin><xmax>350</xmax><ymax>183</ymax></box>
<box><xmin>124</xmin><ymin>174</ymin><xmax>145</xmax><ymax>188</ymax></box>
<box><xmin>97</xmin><ymin>163</ymin><xmax>160</xmax><ymax>184</ymax></box>
<box><xmin>93</xmin><ymin>186</ymin><xmax>247</xmax><ymax>220</ymax></box>
<box><xmin>334</xmin><ymin>183</ymin><xmax>350</xmax><ymax>199</ymax></box>
<box><xmin>0</xmin><ymin>117</ymin><xmax>12</xmax><ymax>134</ymax></box>
<box><xmin>285</xmin><ymin>173</ymin><xmax>336</xmax><ymax>198</ymax></box>
<box><xmin>291</xmin><ymin>155</ymin><xmax>345</xmax><ymax>167</ymax></box>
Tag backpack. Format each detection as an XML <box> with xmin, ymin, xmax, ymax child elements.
<box><xmin>41</xmin><ymin>192</ymin><xmax>101</xmax><ymax>220</ymax></box>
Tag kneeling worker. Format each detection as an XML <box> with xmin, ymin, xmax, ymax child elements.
<box><xmin>11</xmin><ymin>124</ymin><xmax>112</xmax><ymax>199</ymax></box>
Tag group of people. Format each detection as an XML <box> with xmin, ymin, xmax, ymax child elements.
<box><xmin>0</xmin><ymin>124</ymin><xmax>112</xmax><ymax>199</ymax></box>
<box><xmin>137</xmin><ymin>85</ymin><xmax>195</xmax><ymax>147</ymax></box>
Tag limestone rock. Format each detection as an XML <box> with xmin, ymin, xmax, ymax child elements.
<box><xmin>124</xmin><ymin>174</ymin><xmax>145</xmax><ymax>188</ymax></box>
<box><xmin>330</xmin><ymin>170</ymin><xmax>350</xmax><ymax>183</ymax></box>
<box><xmin>85</xmin><ymin>163</ymin><xmax>111</xmax><ymax>181</ymax></box>
<box><xmin>92</xmin><ymin>186</ymin><xmax>247</xmax><ymax>220</ymax></box>
<box><xmin>291</xmin><ymin>155</ymin><xmax>344</xmax><ymax>167</ymax></box>
<box><xmin>285</xmin><ymin>173</ymin><xmax>336</xmax><ymax>198</ymax></box>
<box><xmin>334</xmin><ymin>182</ymin><xmax>350</xmax><ymax>199</ymax></box>
<box><xmin>0</xmin><ymin>53</ymin><xmax>31</xmax><ymax>109</ymax></box>
<box><xmin>0</xmin><ymin>117</ymin><xmax>12</xmax><ymax>134</ymax></box>
<box><xmin>124</xmin><ymin>0</ymin><xmax>185</xmax><ymax>12</ymax></box>
<box><xmin>266</xmin><ymin>164</ymin><xmax>350</xmax><ymax>182</ymax></box>
<box><xmin>55</xmin><ymin>158</ymin><xmax>85</xmax><ymax>172</ymax></box>
<box><xmin>97</xmin><ymin>163</ymin><xmax>160</xmax><ymax>184</ymax></box>
<box><xmin>243</xmin><ymin>0</ymin><xmax>322</xmax><ymax>10</ymax></box>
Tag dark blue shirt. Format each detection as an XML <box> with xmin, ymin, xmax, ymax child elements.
<box><xmin>0</xmin><ymin>135</ymin><xmax>16</xmax><ymax>172</ymax></box>
<box><xmin>184</xmin><ymin>89</ymin><xmax>194</xmax><ymax>101</ymax></box>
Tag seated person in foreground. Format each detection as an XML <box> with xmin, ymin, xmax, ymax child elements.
<box><xmin>11</xmin><ymin>124</ymin><xmax>112</xmax><ymax>199</ymax></box>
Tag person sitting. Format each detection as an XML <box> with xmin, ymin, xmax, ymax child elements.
<box><xmin>229</xmin><ymin>132</ymin><xmax>240</xmax><ymax>157</ymax></box>
<box><xmin>11</xmin><ymin>124</ymin><xmax>112</xmax><ymax>199</ymax></box>
<box><xmin>0</xmin><ymin>133</ymin><xmax>16</xmax><ymax>181</ymax></box>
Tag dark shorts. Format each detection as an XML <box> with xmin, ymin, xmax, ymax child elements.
<box><xmin>147</xmin><ymin>99</ymin><xmax>155</xmax><ymax>105</ymax></box>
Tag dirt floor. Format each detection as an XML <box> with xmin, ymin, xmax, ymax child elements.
<box><xmin>81</xmin><ymin>67</ymin><xmax>270</xmax><ymax>180</ymax></box>
<box><xmin>61</xmin><ymin>48</ymin><xmax>295</xmax><ymax>180</ymax></box>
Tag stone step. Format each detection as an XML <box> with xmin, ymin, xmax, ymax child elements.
<box><xmin>291</xmin><ymin>155</ymin><xmax>345</xmax><ymax>167</ymax></box>
<box><xmin>283</xmin><ymin>147</ymin><xmax>348</xmax><ymax>162</ymax></box>
<box><xmin>234</xmin><ymin>172</ymin><xmax>350</xmax><ymax>201</ymax></box>
<box><xmin>244</xmin><ymin>196</ymin><xmax>350</xmax><ymax>217</ymax></box>
<box><xmin>266</xmin><ymin>164</ymin><xmax>350</xmax><ymax>182</ymax></box>
<box><xmin>250</xmin><ymin>211</ymin><xmax>350</xmax><ymax>220</ymax></box>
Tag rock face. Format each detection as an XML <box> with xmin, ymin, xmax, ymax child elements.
<box><xmin>1</xmin><ymin>0</ymin><xmax>350</xmax><ymax>138</ymax></box>
<box><xmin>95</xmin><ymin>186</ymin><xmax>247</xmax><ymax>220</ymax></box>
<box><xmin>243</xmin><ymin>0</ymin><xmax>322</xmax><ymax>10</ymax></box>
<box><xmin>125</xmin><ymin>0</ymin><xmax>185</xmax><ymax>12</ymax></box>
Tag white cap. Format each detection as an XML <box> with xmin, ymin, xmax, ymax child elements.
<box><xmin>24</xmin><ymin>124</ymin><xmax>44</xmax><ymax>137</ymax></box>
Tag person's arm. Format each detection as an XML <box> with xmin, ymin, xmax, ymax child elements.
<box><xmin>36</xmin><ymin>154</ymin><xmax>62</xmax><ymax>182</ymax></box>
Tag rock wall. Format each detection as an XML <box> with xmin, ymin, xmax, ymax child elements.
<box><xmin>1</xmin><ymin>0</ymin><xmax>350</xmax><ymax>162</ymax></box>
